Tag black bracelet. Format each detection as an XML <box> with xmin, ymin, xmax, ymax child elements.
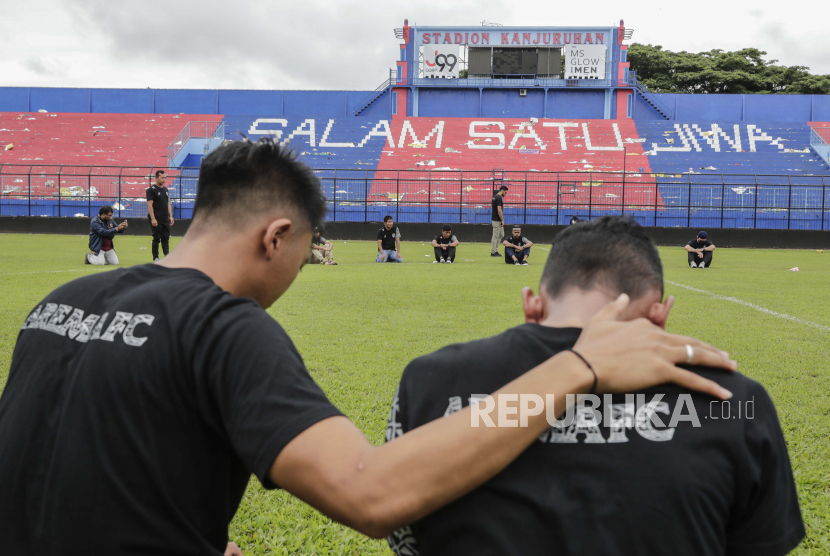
<box><xmin>566</xmin><ymin>348</ymin><xmax>597</xmax><ymax>395</ymax></box>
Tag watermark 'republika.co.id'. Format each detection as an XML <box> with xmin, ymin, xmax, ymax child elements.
<box><xmin>466</xmin><ymin>394</ymin><xmax>755</xmax><ymax>444</ymax></box>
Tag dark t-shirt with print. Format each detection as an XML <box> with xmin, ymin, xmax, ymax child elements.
<box><xmin>491</xmin><ymin>194</ymin><xmax>504</xmax><ymax>221</ymax></box>
<box><xmin>0</xmin><ymin>265</ymin><xmax>341</xmax><ymax>555</ymax></box>
<box><xmin>312</xmin><ymin>236</ymin><xmax>328</xmax><ymax>247</ymax></box>
<box><xmin>386</xmin><ymin>324</ymin><xmax>804</xmax><ymax>556</ymax></box>
<box><xmin>146</xmin><ymin>184</ymin><xmax>170</xmax><ymax>222</ymax></box>
<box><xmin>377</xmin><ymin>226</ymin><xmax>401</xmax><ymax>251</ymax></box>
<box><xmin>688</xmin><ymin>239</ymin><xmax>713</xmax><ymax>249</ymax></box>
<box><xmin>433</xmin><ymin>234</ymin><xmax>458</xmax><ymax>246</ymax></box>
<box><xmin>505</xmin><ymin>235</ymin><xmax>530</xmax><ymax>247</ymax></box>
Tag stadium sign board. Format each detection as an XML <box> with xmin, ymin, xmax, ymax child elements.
<box><xmin>565</xmin><ymin>45</ymin><xmax>607</xmax><ymax>79</ymax></box>
<box><xmin>419</xmin><ymin>45</ymin><xmax>461</xmax><ymax>78</ymax></box>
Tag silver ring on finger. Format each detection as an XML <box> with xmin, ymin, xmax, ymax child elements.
<box><xmin>685</xmin><ymin>344</ymin><xmax>694</xmax><ymax>364</ymax></box>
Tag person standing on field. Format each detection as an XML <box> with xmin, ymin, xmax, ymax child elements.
<box><xmin>491</xmin><ymin>186</ymin><xmax>508</xmax><ymax>257</ymax></box>
<box><xmin>147</xmin><ymin>170</ymin><xmax>174</xmax><ymax>261</ymax></box>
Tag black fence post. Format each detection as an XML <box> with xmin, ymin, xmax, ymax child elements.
<box><xmin>28</xmin><ymin>171</ymin><xmax>31</xmax><ymax>217</ymax></box>
<box><xmin>459</xmin><ymin>172</ymin><xmax>463</xmax><ymax>224</ymax></box>
<box><xmin>427</xmin><ymin>169</ymin><xmax>432</xmax><ymax>224</ymax></box>
<box><xmin>753</xmin><ymin>176</ymin><xmax>759</xmax><ymax>229</ymax></box>
<box><xmin>588</xmin><ymin>174</ymin><xmax>593</xmax><ymax>221</ymax></box>
<box><xmin>787</xmin><ymin>176</ymin><xmax>792</xmax><ymax>230</ymax></box>
<box><xmin>720</xmin><ymin>175</ymin><xmax>725</xmax><ymax>228</ymax></box>
<box><xmin>57</xmin><ymin>167</ymin><xmax>62</xmax><ymax>218</ymax></box>
<box><xmin>523</xmin><ymin>171</ymin><xmax>528</xmax><ymax>225</ymax></box>
<box><xmin>396</xmin><ymin>170</ymin><xmax>399</xmax><ymax>222</ymax></box>
<box><xmin>822</xmin><ymin>178</ymin><xmax>827</xmax><ymax>231</ymax></box>
<box><xmin>555</xmin><ymin>172</ymin><xmax>561</xmax><ymax>226</ymax></box>
<box><xmin>653</xmin><ymin>173</ymin><xmax>659</xmax><ymax>227</ymax></box>
<box><xmin>686</xmin><ymin>175</ymin><xmax>692</xmax><ymax>228</ymax></box>
<box><xmin>88</xmin><ymin>170</ymin><xmax>91</xmax><ymax>218</ymax></box>
<box><xmin>621</xmin><ymin>169</ymin><xmax>626</xmax><ymax>217</ymax></box>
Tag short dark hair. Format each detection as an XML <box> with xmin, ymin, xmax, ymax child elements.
<box><xmin>540</xmin><ymin>216</ymin><xmax>663</xmax><ymax>300</ymax></box>
<box><xmin>442</xmin><ymin>224</ymin><xmax>452</xmax><ymax>231</ymax></box>
<box><xmin>99</xmin><ymin>205</ymin><xmax>113</xmax><ymax>215</ymax></box>
<box><xmin>155</xmin><ymin>170</ymin><xmax>166</xmax><ymax>178</ymax></box>
<box><xmin>193</xmin><ymin>138</ymin><xmax>326</xmax><ymax>230</ymax></box>
<box><xmin>498</xmin><ymin>185</ymin><xmax>509</xmax><ymax>192</ymax></box>
<box><xmin>383</xmin><ymin>215</ymin><xmax>393</xmax><ymax>223</ymax></box>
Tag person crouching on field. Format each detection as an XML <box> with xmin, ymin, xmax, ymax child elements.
<box><xmin>86</xmin><ymin>205</ymin><xmax>127</xmax><ymax>266</ymax></box>
<box><xmin>309</xmin><ymin>228</ymin><xmax>337</xmax><ymax>265</ymax></box>
<box><xmin>376</xmin><ymin>215</ymin><xmax>403</xmax><ymax>263</ymax></box>
<box><xmin>503</xmin><ymin>226</ymin><xmax>533</xmax><ymax>265</ymax></box>
<box><xmin>386</xmin><ymin>216</ymin><xmax>803</xmax><ymax>556</ymax></box>
<box><xmin>432</xmin><ymin>224</ymin><xmax>459</xmax><ymax>264</ymax></box>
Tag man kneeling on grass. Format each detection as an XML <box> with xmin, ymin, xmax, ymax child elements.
<box><xmin>431</xmin><ymin>224</ymin><xmax>459</xmax><ymax>264</ymax></box>
<box><xmin>387</xmin><ymin>215</ymin><xmax>804</xmax><ymax>556</ymax></box>
<box><xmin>86</xmin><ymin>205</ymin><xmax>128</xmax><ymax>266</ymax></box>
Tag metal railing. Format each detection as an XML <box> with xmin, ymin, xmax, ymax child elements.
<box><xmin>166</xmin><ymin>121</ymin><xmax>225</xmax><ymax>166</ymax></box>
<box><xmin>2</xmin><ymin>165</ymin><xmax>829</xmax><ymax>231</ymax></box>
<box><xmin>0</xmin><ymin>165</ymin><xmax>199</xmax><ymax>220</ymax></box>
<box><xmin>630</xmin><ymin>71</ymin><xmax>675</xmax><ymax>119</ymax></box>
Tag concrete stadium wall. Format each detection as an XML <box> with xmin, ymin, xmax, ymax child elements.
<box><xmin>0</xmin><ymin>88</ymin><xmax>377</xmax><ymax>116</ymax></box>
<box><xmin>3</xmin><ymin>217</ymin><xmax>827</xmax><ymax>249</ymax></box>
<box><xmin>646</xmin><ymin>94</ymin><xmax>830</xmax><ymax>122</ymax></box>
<box><xmin>2</xmin><ymin>86</ymin><xmax>828</xmax><ymax>123</ymax></box>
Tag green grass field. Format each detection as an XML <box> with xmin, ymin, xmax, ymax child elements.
<box><xmin>1</xmin><ymin>233</ymin><xmax>828</xmax><ymax>555</ymax></box>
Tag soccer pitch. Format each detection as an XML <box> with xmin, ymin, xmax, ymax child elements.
<box><xmin>0</xmin><ymin>233</ymin><xmax>828</xmax><ymax>555</ymax></box>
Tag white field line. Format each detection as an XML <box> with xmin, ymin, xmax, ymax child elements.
<box><xmin>665</xmin><ymin>280</ymin><xmax>830</xmax><ymax>333</ymax></box>
<box><xmin>0</xmin><ymin>268</ymin><xmax>109</xmax><ymax>277</ymax></box>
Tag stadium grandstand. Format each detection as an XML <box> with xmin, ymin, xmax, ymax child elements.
<box><xmin>1</xmin><ymin>20</ymin><xmax>829</xmax><ymax>230</ymax></box>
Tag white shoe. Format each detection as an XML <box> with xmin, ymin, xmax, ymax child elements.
<box><xmin>433</xmin><ymin>261</ymin><xmax>438</xmax><ymax>263</ymax></box>
<box><xmin>154</xmin><ymin>258</ymin><xmax>160</xmax><ymax>262</ymax></box>
<box><xmin>446</xmin><ymin>259</ymin><xmax>452</xmax><ymax>264</ymax></box>
<box><xmin>522</xmin><ymin>261</ymin><xmax>529</xmax><ymax>266</ymax></box>
<box><xmin>440</xmin><ymin>258</ymin><xmax>445</xmax><ymax>263</ymax></box>
<box><xmin>689</xmin><ymin>262</ymin><xmax>696</xmax><ymax>268</ymax></box>
<box><xmin>515</xmin><ymin>261</ymin><xmax>521</xmax><ymax>265</ymax></box>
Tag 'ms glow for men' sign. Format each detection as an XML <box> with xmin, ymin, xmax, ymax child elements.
<box><xmin>565</xmin><ymin>45</ymin><xmax>607</xmax><ymax>79</ymax></box>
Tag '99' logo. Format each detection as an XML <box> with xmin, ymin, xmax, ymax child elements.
<box><xmin>426</xmin><ymin>52</ymin><xmax>458</xmax><ymax>73</ymax></box>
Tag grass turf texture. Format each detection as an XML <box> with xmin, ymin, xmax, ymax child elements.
<box><xmin>0</xmin><ymin>233</ymin><xmax>828</xmax><ymax>555</ymax></box>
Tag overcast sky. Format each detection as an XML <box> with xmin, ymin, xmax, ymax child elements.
<box><xmin>2</xmin><ymin>0</ymin><xmax>827</xmax><ymax>91</ymax></box>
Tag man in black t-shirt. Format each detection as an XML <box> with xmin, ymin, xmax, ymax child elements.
<box><xmin>490</xmin><ymin>185</ymin><xmax>508</xmax><ymax>256</ymax></box>
<box><xmin>686</xmin><ymin>230</ymin><xmax>715</xmax><ymax>268</ymax></box>
<box><xmin>310</xmin><ymin>228</ymin><xmax>336</xmax><ymax>265</ymax></box>
<box><xmin>431</xmin><ymin>224</ymin><xmax>459</xmax><ymax>263</ymax></box>
<box><xmin>146</xmin><ymin>170</ymin><xmax>174</xmax><ymax>261</ymax></box>
<box><xmin>387</xmin><ymin>216</ymin><xmax>803</xmax><ymax>556</ymax></box>
<box><xmin>376</xmin><ymin>215</ymin><xmax>403</xmax><ymax>262</ymax></box>
<box><xmin>0</xmin><ymin>142</ymin><xmax>740</xmax><ymax>556</ymax></box>
<box><xmin>503</xmin><ymin>226</ymin><xmax>533</xmax><ymax>265</ymax></box>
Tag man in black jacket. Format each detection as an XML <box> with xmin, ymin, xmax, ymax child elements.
<box><xmin>86</xmin><ymin>205</ymin><xmax>127</xmax><ymax>265</ymax></box>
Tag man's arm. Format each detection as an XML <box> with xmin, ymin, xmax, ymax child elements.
<box><xmin>524</xmin><ymin>239</ymin><xmax>533</xmax><ymax>248</ymax></box>
<box><xmin>449</xmin><ymin>237</ymin><xmax>459</xmax><ymax>247</ymax></box>
<box><xmin>704</xmin><ymin>243</ymin><xmax>715</xmax><ymax>251</ymax></box>
<box><xmin>377</xmin><ymin>239</ymin><xmax>386</xmax><ymax>260</ymax></box>
<box><xmin>91</xmin><ymin>218</ymin><xmax>122</xmax><ymax>238</ymax></box>
<box><xmin>431</xmin><ymin>240</ymin><xmax>440</xmax><ymax>248</ymax></box>
<box><xmin>497</xmin><ymin>205</ymin><xmax>504</xmax><ymax>224</ymax></box>
<box><xmin>169</xmin><ymin>199</ymin><xmax>174</xmax><ymax>225</ymax></box>
<box><xmin>395</xmin><ymin>237</ymin><xmax>401</xmax><ymax>256</ymax></box>
<box><xmin>147</xmin><ymin>200</ymin><xmax>157</xmax><ymax>226</ymax></box>
<box><xmin>684</xmin><ymin>244</ymin><xmax>695</xmax><ymax>252</ymax></box>
<box><xmin>271</xmin><ymin>297</ymin><xmax>736</xmax><ymax>538</ymax></box>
